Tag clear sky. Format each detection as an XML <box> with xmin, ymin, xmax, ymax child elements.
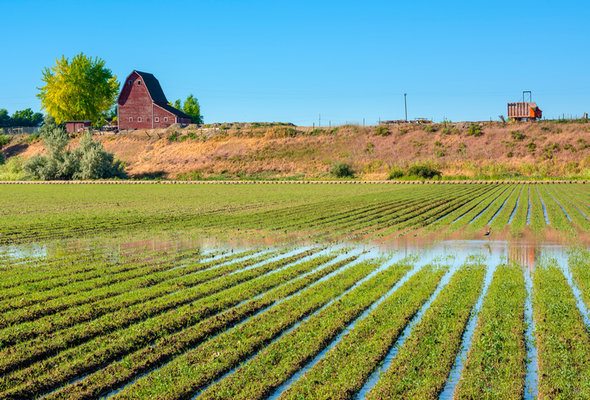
<box><xmin>1</xmin><ymin>0</ymin><xmax>588</xmax><ymax>125</ymax></box>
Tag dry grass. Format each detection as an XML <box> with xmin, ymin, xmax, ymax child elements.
<box><xmin>12</xmin><ymin>121</ymin><xmax>590</xmax><ymax>179</ymax></box>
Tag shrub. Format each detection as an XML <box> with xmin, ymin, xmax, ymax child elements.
<box><xmin>424</xmin><ymin>124</ymin><xmax>438</xmax><ymax>133</ymax></box>
<box><xmin>374</xmin><ymin>126</ymin><xmax>391</xmax><ymax>137</ymax></box>
<box><xmin>407</xmin><ymin>163</ymin><xmax>442</xmax><ymax>179</ymax></box>
<box><xmin>543</xmin><ymin>143</ymin><xmax>561</xmax><ymax>160</ymax></box>
<box><xmin>527</xmin><ymin>141</ymin><xmax>537</xmax><ymax>154</ymax></box>
<box><xmin>0</xmin><ymin>134</ymin><xmax>10</xmax><ymax>149</ymax></box>
<box><xmin>168</xmin><ymin>131</ymin><xmax>181</xmax><ymax>142</ymax></box>
<box><xmin>511</xmin><ymin>130</ymin><xmax>526</xmax><ymax>141</ymax></box>
<box><xmin>388</xmin><ymin>167</ymin><xmax>405</xmax><ymax>179</ymax></box>
<box><xmin>0</xmin><ymin>156</ymin><xmax>25</xmax><ymax>180</ymax></box>
<box><xmin>466</xmin><ymin>123</ymin><xmax>483</xmax><ymax>137</ymax></box>
<box><xmin>457</xmin><ymin>142</ymin><xmax>467</xmax><ymax>156</ymax></box>
<box><xmin>331</xmin><ymin>163</ymin><xmax>355</xmax><ymax>178</ymax></box>
<box><xmin>74</xmin><ymin>133</ymin><xmax>126</xmax><ymax>179</ymax></box>
<box><xmin>24</xmin><ymin>128</ymin><xmax>126</xmax><ymax>180</ymax></box>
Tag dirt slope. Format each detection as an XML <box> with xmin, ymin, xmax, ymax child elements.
<box><xmin>9</xmin><ymin>121</ymin><xmax>590</xmax><ymax>179</ymax></box>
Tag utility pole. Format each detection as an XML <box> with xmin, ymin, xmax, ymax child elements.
<box><xmin>404</xmin><ymin>93</ymin><xmax>408</xmax><ymax>122</ymax></box>
<box><xmin>318</xmin><ymin>114</ymin><xmax>321</xmax><ymax>128</ymax></box>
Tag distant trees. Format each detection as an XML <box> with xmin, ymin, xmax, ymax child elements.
<box><xmin>37</xmin><ymin>53</ymin><xmax>119</xmax><ymax>125</ymax></box>
<box><xmin>172</xmin><ymin>94</ymin><xmax>204</xmax><ymax>124</ymax></box>
<box><xmin>0</xmin><ymin>108</ymin><xmax>43</xmax><ymax>127</ymax></box>
<box><xmin>24</xmin><ymin>125</ymin><xmax>126</xmax><ymax>180</ymax></box>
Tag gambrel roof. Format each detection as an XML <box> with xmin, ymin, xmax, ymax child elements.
<box><xmin>118</xmin><ymin>70</ymin><xmax>190</xmax><ymax>119</ymax></box>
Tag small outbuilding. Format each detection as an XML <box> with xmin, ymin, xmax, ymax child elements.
<box><xmin>117</xmin><ymin>70</ymin><xmax>192</xmax><ymax>130</ymax></box>
<box><xmin>65</xmin><ymin>121</ymin><xmax>91</xmax><ymax>133</ymax></box>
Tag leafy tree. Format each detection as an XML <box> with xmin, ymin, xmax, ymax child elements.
<box><xmin>172</xmin><ymin>95</ymin><xmax>204</xmax><ymax>124</ymax></box>
<box><xmin>0</xmin><ymin>109</ymin><xmax>10</xmax><ymax>128</ymax></box>
<box><xmin>10</xmin><ymin>108</ymin><xmax>43</xmax><ymax>127</ymax></box>
<box><xmin>37</xmin><ymin>53</ymin><xmax>119</xmax><ymax>124</ymax></box>
<box><xmin>0</xmin><ymin>108</ymin><xmax>43</xmax><ymax>127</ymax></box>
<box><xmin>182</xmin><ymin>95</ymin><xmax>204</xmax><ymax>124</ymax></box>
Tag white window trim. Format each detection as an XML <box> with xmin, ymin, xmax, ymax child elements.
<box><xmin>164</xmin><ymin>117</ymin><xmax>168</xmax><ymax>122</ymax></box>
<box><xmin>154</xmin><ymin>117</ymin><xmax>159</xmax><ymax>123</ymax></box>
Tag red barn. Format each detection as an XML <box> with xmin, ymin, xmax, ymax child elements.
<box><xmin>117</xmin><ymin>70</ymin><xmax>191</xmax><ymax>130</ymax></box>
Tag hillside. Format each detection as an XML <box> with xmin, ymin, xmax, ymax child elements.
<box><xmin>6</xmin><ymin>120</ymin><xmax>590</xmax><ymax>179</ymax></box>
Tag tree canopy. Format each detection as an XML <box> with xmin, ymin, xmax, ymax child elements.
<box><xmin>173</xmin><ymin>94</ymin><xmax>204</xmax><ymax>125</ymax></box>
<box><xmin>37</xmin><ymin>53</ymin><xmax>119</xmax><ymax>125</ymax></box>
<box><xmin>0</xmin><ymin>108</ymin><xmax>43</xmax><ymax>127</ymax></box>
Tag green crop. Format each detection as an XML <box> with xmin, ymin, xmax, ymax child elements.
<box><xmin>454</xmin><ymin>264</ymin><xmax>526</xmax><ymax>399</ymax></box>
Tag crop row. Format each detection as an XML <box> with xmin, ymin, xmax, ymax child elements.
<box><xmin>0</xmin><ymin>248</ymin><xmax>319</xmax><ymax>374</ymax></box>
<box><xmin>108</xmin><ymin>259</ymin><xmax>381</xmax><ymax>399</ymax></box>
<box><xmin>454</xmin><ymin>264</ymin><xmax>527</xmax><ymax>399</ymax></box>
<box><xmin>279</xmin><ymin>265</ymin><xmax>446</xmax><ymax>400</ymax></box>
<box><xmin>0</xmin><ymin>250</ymin><xmax>356</xmax><ymax>398</ymax></box>
<box><xmin>0</xmin><ymin>248</ymin><xmax>260</xmax><ymax>318</ymax></box>
<box><xmin>366</xmin><ymin>264</ymin><xmax>485</xmax><ymax>399</ymax></box>
<box><xmin>533</xmin><ymin>261</ymin><xmax>590</xmax><ymax>398</ymax></box>
<box><xmin>194</xmin><ymin>258</ymin><xmax>414</xmax><ymax>399</ymax></box>
<box><xmin>0</xmin><ymin>249</ymin><xmax>280</xmax><ymax>346</ymax></box>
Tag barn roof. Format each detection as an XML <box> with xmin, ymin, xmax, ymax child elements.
<box><xmin>118</xmin><ymin>70</ymin><xmax>192</xmax><ymax>122</ymax></box>
<box><xmin>155</xmin><ymin>103</ymin><xmax>192</xmax><ymax>120</ymax></box>
<box><xmin>134</xmin><ymin>70</ymin><xmax>169</xmax><ymax>104</ymax></box>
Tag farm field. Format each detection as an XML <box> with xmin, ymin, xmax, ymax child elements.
<box><xmin>1</xmin><ymin>182</ymin><xmax>590</xmax><ymax>245</ymax></box>
<box><xmin>1</xmin><ymin>182</ymin><xmax>590</xmax><ymax>399</ymax></box>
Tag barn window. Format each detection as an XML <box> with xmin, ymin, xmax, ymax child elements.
<box><xmin>138</xmin><ymin>117</ymin><xmax>142</xmax><ymax>122</ymax></box>
<box><xmin>129</xmin><ymin>117</ymin><xmax>133</xmax><ymax>122</ymax></box>
<box><xmin>137</xmin><ymin>80</ymin><xmax>142</xmax><ymax>85</ymax></box>
<box><xmin>154</xmin><ymin>117</ymin><xmax>159</xmax><ymax>123</ymax></box>
<box><xmin>164</xmin><ymin>117</ymin><xmax>168</xmax><ymax>122</ymax></box>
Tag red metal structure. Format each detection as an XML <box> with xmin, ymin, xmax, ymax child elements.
<box><xmin>117</xmin><ymin>70</ymin><xmax>192</xmax><ymax>130</ymax></box>
<box><xmin>507</xmin><ymin>91</ymin><xmax>542</xmax><ymax>121</ymax></box>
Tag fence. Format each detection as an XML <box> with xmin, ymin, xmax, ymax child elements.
<box><xmin>1</xmin><ymin>126</ymin><xmax>39</xmax><ymax>135</ymax></box>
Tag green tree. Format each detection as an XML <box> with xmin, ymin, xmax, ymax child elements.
<box><xmin>37</xmin><ymin>53</ymin><xmax>119</xmax><ymax>124</ymax></box>
<box><xmin>182</xmin><ymin>94</ymin><xmax>204</xmax><ymax>124</ymax></box>
<box><xmin>0</xmin><ymin>109</ymin><xmax>10</xmax><ymax>127</ymax></box>
<box><xmin>172</xmin><ymin>95</ymin><xmax>204</xmax><ymax>124</ymax></box>
<box><xmin>10</xmin><ymin>108</ymin><xmax>43</xmax><ymax>127</ymax></box>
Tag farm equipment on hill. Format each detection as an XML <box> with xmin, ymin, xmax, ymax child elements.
<box><xmin>508</xmin><ymin>91</ymin><xmax>542</xmax><ymax>121</ymax></box>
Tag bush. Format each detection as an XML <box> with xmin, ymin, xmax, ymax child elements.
<box><xmin>0</xmin><ymin>156</ymin><xmax>25</xmax><ymax>180</ymax></box>
<box><xmin>388</xmin><ymin>167</ymin><xmax>405</xmax><ymax>179</ymax></box>
<box><xmin>424</xmin><ymin>124</ymin><xmax>438</xmax><ymax>133</ymax></box>
<box><xmin>0</xmin><ymin>134</ymin><xmax>10</xmax><ymax>149</ymax></box>
<box><xmin>24</xmin><ymin>128</ymin><xmax>126</xmax><ymax>180</ymax></box>
<box><xmin>168</xmin><ymin>131</ymin><xmax>181</xmax><ymax>142</ymax></box>
<box><xmin>407</xmin><ymin>163</ymin><xmax>442</xmax><ymax>179</ymax></box>
<box><xmin>331</xmin><ymin>163</ymin><xmax>355</xmax><ymax>178</ymax></box>
<box><xmin>466</xmin><ymin>123</ymin><xmax>483</xmax><ymax>137</ymax></box>
<box><xmin>374</xmin><ymin>126</ymin><xmax>391</xmax><ymax>136</ymax></box>
<box><xmin>511</xmin><ymin>130</ymin><xmax>526</xmax><ymax>141</ymax></box>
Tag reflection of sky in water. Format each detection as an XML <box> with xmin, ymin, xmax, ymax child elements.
<box><xmin>0</xmin><ymin>244</ymin><xmax>47</xmax><ymax>260</ymax></box>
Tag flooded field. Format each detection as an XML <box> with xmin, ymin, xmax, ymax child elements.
<box><xmin>1</xmin><ymin>183</ymin><xmax>590</xmax><ymax>398</ymax></box>
<box><xmin>1</xmin><ymin>236</ymin><xmax>589</xmax><ymax>399</ymax></box>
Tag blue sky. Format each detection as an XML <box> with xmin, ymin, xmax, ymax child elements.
<box><xmin>1</xmin><ymin>0</ymin><xmax>588</xmax><ymax>125</ymax></box>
